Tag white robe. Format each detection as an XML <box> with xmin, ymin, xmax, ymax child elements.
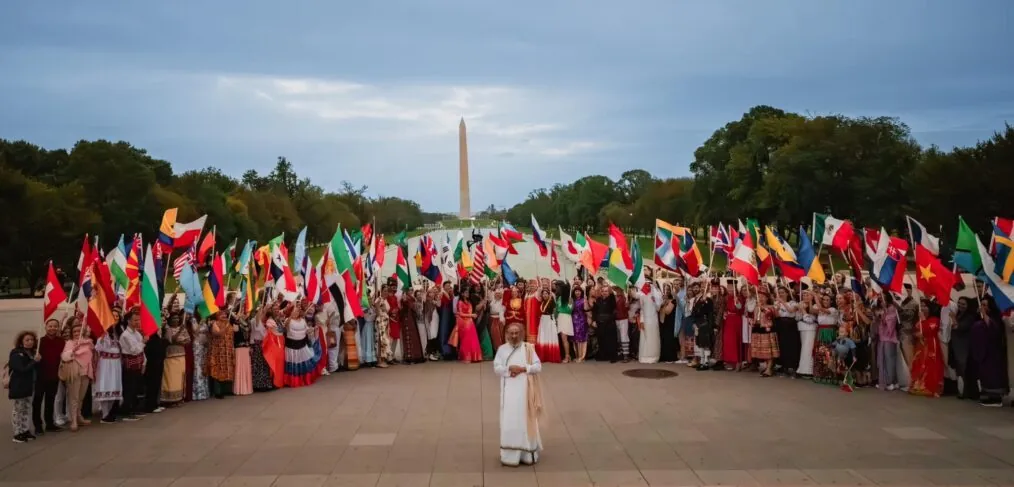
<box><xmin>493</xmin><ymin>342</ymin><xmax>543</xmax><ymax>466</ymax></box>
<box><xmin>637</xmin><ymin>285</ymin><xmax>663</xmax><ymax>364</ymax></box>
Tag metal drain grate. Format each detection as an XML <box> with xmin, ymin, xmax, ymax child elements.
<box><xmin>622</xmin><ymin>368</ymin><xmax>679</xmax><ymax>379</ymax></box>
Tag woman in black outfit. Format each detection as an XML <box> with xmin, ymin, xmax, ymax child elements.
<box><xmin>591</xmin><ymin>286</ymin><xmax>618</xmax><ymax>362</ymax></box>
<box><xmin>659</xmin><ymin>284</ymin><xmax>678</xmax><ymax>363</ymax></box>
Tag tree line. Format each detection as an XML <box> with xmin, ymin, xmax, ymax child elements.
<box><xmin>0</xmin><ymin>139</ymin><xmax>425</xmax><ymax>291</ymax></box>
<box><xmin>497</xmin><ymin>105</ymin><xmax>1013</xmax><ymax>247</ymax></box>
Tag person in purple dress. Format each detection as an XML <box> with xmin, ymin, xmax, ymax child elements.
<box><xmin>571</xmin><ymin>287</ymin><xmax>589</xmax><ymax>362</ymax></box>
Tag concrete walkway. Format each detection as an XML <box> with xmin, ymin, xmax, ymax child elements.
<box><xmin>1</xmin><ymin>359</ymin><xmax>1013</xmax><ymax>486</ymax></box>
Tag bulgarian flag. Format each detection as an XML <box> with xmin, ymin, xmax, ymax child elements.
<box><xmin>140</xmin><ymin>244</ymin><xmax>162</xmax><ymax>337</ymax></box>
<box><xmin>395</xmin><ymin>246</ymin><xmax>411</xmax><ymax>290</ymax></box>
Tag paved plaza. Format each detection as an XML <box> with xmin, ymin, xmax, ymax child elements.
<box><xmin>4</xmin><ymin>301</ymin><xmax>1014</xmax><ymax>487</ymax></box>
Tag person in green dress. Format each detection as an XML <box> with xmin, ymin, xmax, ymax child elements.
<box><xmin>472</xmin><ymin>282</ymin><xmax>495</xmax><ymax>360</ymax></box>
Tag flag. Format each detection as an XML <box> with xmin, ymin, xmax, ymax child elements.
<box><xmin>139</xmin><ymin>245</ymin><xmax>162</xmax><ymax>337</ymax></box>
<box><xmin>815</xmin><ymin>213</ymin><xmax>855</xmax><ymax>252</ymax></box>
<box><xmin>197</xmin><ymin>227</ymin><xmax>216</xmax><ymax>266</ymax></box>
<box><xmin>342</xmin><ymin>229</ymin><xmax>360</xmax><ymax>262</ymax></box>
<box><xmin>106</xmin><ymin>246</ymin><xmax>129</xmax><ymax>291</ymax></box>
<box><xmin>992</xmin><ymin>224</ymin><xmax>1014</xmax><ymax>284</ymax></box>
<box><xmin>973</xmin><ymin>234</ymin><xmax>1014</xmax><ymax>311</ymax></box>
<box><xmin>868</xmin><ymin>228</ymin><xmax>909</xmax><ymax>294</ymax></box>
<box><xmin>558</xmin><ymin>227</ymin><xmax>583</xmax><ymax>263</ymax></box>
<box><xmin>906</xmin><ymin>216</ymin><xmax>940</xmax><ymax>256</ymax></box>
<box><xmin>954</xmin><ymin>216</ymin><xmax>982</xmax><ymax>274</ymax></box>
<box><xmin>172</xmin><ymin>215</ymin><xmax>207</xmax><ymax>249</ymax></box>
<box><xmin>125</xmin><ymin>234</ymin><xmax>142</xmax><ymax>309</ymax></box>
<box><xmin>654</xmin><ymin>219</ymin><xmax>680</xmax><ymax>271</ymax></box>
<box><xmin>209</xmin><ymin>253</ymin><xmax>228</xmax><ymax>307</ymax></box>
<box><xmin>361</xmin><ymin>223</ymin><xmax>374</xmax><ymax>255</ymax></box>
<box><xmin>797</xmin><ymin>226</ymin><xmax>826</xmax><ymax>284</ymax></box>
<box><xmin>223</xmin><ymin>239</ymin><xmax>238</xmax><ymax>276</ymax></box>
<box><xmin>606</xmin><ymin>247</ymin><xmax>632</xmax><ymax>289</ymax></box>
<box><xmin>470</xmin><ymin>240</ymin><xmax>487</xmax><ymax>284</ymax></box>
<box><xmin>305</xmin><ymin>259</ymin><xmax>322</xmax><ymax>305</ymax></box>
<box><xmin>915</xmin><ymin>244</ymin><xmax>955</xmax><ymax>304</ymax></box>
<box><xmin>675</xmin><ymin>228</ymin><xmax>704</xmax><ymax>277</ymax></box>
<box><xmin>198</xmin><ymin>275</ymin><xmax>220</xmax><ymax>318</ymax></box>
<box><xmin>710</xmin><ymin>223</ymin><xmax>732</xmax><ymax>256</ymax></box>
<box><xmin>373</xmin><ymin>233</ymin><xmax>387</xmax><ymax>275</ymax></box>
<box><xmin>488</xmin><ymin>232</ymin><xmax>511</xmax><ymax>263</ymax></box>
<box><xmin>499</xmin><ymin>222</ymin><xmax>523</xmax><ymax>255</ymax></box>
<box><xmin>745</xmin><ymin>219</ymin><xmax>772</xmax><ymax>275</ymax></box>
<box><xmin>43</xmin><ymin>261</ymin><xmax>66</xmax><ymax>322</ymax></box>
<box><xmin>241</xmin><ymin>274</ymin><xmax>256</xmax><ymax>313</ymax></box>
<box><xmin>501</xmin><ymin>256</ymin><xmax>519</xmax><ymax>286</ymax></box>
<box><xmin>172</xmin><ymin>243</ymin><xmax>195</xmax><ymax>281</ymax></box>
<box><xmin>580</xmin><ymin>232</ymin><xmax>609</xmax><ymax>275</ymax></box>
<box><xmin>729</xmin><ymin>231</ymin><xmax>760</xmax><ymax>285</ymax></box>
<box><xmin>549</xmin><ymin>245</ymin><xmax>561</xmax><ymax>275</ymax></box>
<box><xmin>76</xmin><ymin>233</ymin><xmax>91</xmax><ymax>287</ymax></box>
<box><xmin>629</xmin><ymin>239</ymin><xmax>649</xmax><ymax>293</ymax></box>
<box><xmin>236</xmin><ymin>240</ymin><xmax>253</xmax><ymax>275</ymax></box>
<box><xmin>294</xmin><ymin>226</ymin><xmax>308</xmax><ymax>278</ymax></box>
<box><xmin>396</xmin><ymin>246</ymin><xmax>411</xmax><ymax>290</ymax></box>
<box><xmin>483</xmin><ymin>238</ymin><xmax>499</xmax><ymax>280</ymax></box>
<box><xmin>417</xmin><ymin>236</ymin><xmax>443</xmax><ymax>285</ymax></box>
<box><xmin>764</xmin><ymin>227</ymin><xmax>806</xmax><ymax>282</ymax></box>
<box><xmin>530</xmin><ymin>214</ymin><xmax>549</xmax><ymax>256</ymax></box>
<box><xmin>86</xmin><ymin>260</ymin><xmax>118</xmax><ymax>338</ymax></box>
<box><xmin>453</xmin><ymin>231</ymin><xmax>473</xmax><ymax>277</ymax></box>
<box><xmin>329</xmin><ymin>226</ymin><xmax>364</xmax><ymax>318</ymax></box>
<box><xmin>269</xmin><ymin>244</ymin><xmax>298</xmax><ymax>301</ymax></box>
<box><xmin>844</xmin><ymin>233</ymin><xmax>867</xmax><ymax>296</ymax></box>
<box><xmin>607</xmin><ymin>224</ymin><xmax>633</xmax><ymax>267</ymax></box>
<box><xmin>157</xmin><ymin>208</ymin><xmax>177</xmax><ymax>254</ymax></box>
<box><xmin>990</xmin><ymin>217</ymin><xmax>1014</xmax><ymax>255</ymax></box>
<box><xmin>178</xmin><ymin>263</ymin><xmax>204</xmax><ymax>315</ymax></box>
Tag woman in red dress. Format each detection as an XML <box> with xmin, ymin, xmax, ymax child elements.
<box><xmin>721</xmin><ymin>283</ymin><xmax>743</xmax><ymax>370</ymax></box>
<box><xmin>454</xmin><ymin>286</ymin><xmax>484</xmax><ymax>363</ymax></box>
<box><xmin>909</xmin><ymin>300</ymin><xmax>944</xmax><ymax>397</ymax></box>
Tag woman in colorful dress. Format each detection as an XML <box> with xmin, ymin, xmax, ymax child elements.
<box><xmin>190</xmin><ymin>317</ymin><xmax>211</xmax><ymax>401</ymax></box>
<box><xmin>92</xmin><ymin>321</ymin><xmax>123</xmax><ymax>423</ymax></box>
<box><xmin>161</xmin><ymin>312</ymin><xmax>192</xmax><ymax>406</ymax></box>
<box><xmin>454</xmin><ymin>285</ymin><xmax>484</xmax><ymax>363</ymax></box>
<box><xmin>207</xmin><ymin>311</ymin><xmax>236</xmax><ymax>399</ymax></box>
<box><xmin>535</xmin><ymin>288</ymin><xmax>561</xmax><ymax>363</ymax></box>
<box><xmin>360</xmin><ymin>294</ymin><xmax>378</xmax><ymax>367</ymax></box>
<box><xmin>751</xmin><ymin>289</ymin><xmax>779</xmax><ymax>377</ymax></box>
<box><xmin>840</xmin><ymin>292</ymin><xmax>873</xmax><ymax>387</ymax></box>
<box><xmin>504</xmin><ymin>283</ymin><xmax>526</xmax><ymax>340</ymax></box>
<box><xmin>812</xmin><ymin>293</ymin><xmax>840</xmax><ymax>384</ymax></box>
<box><xmin>909</xmin><ymin>299</ymin><xmax>944</xmax><ymax>397</ymax></box>
<box><xmin>721</xmin><ymin>283</ymin><xmax>743</xmax><ymax>370</ymax></box>
<box><xmin>232</xmin><ymin>312</ymin><xmax>253</xmax><ymax>396</ymax></box>
<box><xmin>489</xmin><ymin>289</ymin><xmax>506</xmax><ymax>352</ymax></box>
<box><xmin>474</xmin><ymin>286</ymin><xmax>495</xmax><ymax>361</ymax></box>
<box><xmin>438</xmin><ymin>282</ymin><xmax>456</xmax><ymax>359</ymax></box>
<box><xmin>571</xmin><ymin>287</ymin><xmax>589</xmax><ymax>362</ymax></box>
<box><xmin>796</xmin><ymin>289</ymin><xmax>818</xmax><ymax>378</ymax></box>
<box><xmin>283</xmin><ymin>301</ymin><xmax>325</xmax><ymax>385</ymax></box>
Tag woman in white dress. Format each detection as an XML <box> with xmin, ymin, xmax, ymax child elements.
<box><xmin>493</xmin><ymin>322</ymin><xmax>543</xmax><ymax>467</ymax></box>
<box><xmin>93</xmin><ymin>325</ymin><xmax>123</xmax><ymax>423</ymax></box>
<box><xmin>796</xmin><ymin>289</ymin><xmax>818</xmax><ymax>377</ymax></box>
<box><xmin>637</xmin><ymin>282</ymin><xmax>662</xmax><ymax>364</ymax></box>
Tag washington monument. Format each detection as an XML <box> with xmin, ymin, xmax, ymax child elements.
<box><xmin>458</xmin><ymin>117</ymin><xmax>471</xmax><ymax>219</ymax></box>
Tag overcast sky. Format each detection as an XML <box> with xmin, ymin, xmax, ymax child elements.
<box><xmin>2</xmin><ymin>1</ymin><xmax>1012</xmax><ymax>212</ymax></box>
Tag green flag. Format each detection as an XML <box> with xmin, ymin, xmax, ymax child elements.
<box><xmin>954</xmin><ymin>216</ymin><xmax>982</xmax><ymax>274</ymax></box>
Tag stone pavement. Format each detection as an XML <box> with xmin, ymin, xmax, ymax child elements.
<box><xmin>1</xmin><ymin>357</ymin><xmax>1014</xmax><ymax>487</ymax></box>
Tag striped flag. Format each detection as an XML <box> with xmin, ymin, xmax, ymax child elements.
<box><xmin>173</xmin><ymin>242</ymin><xmax>196</xmax><ymax>280</ymax></box>
<box><xmin>140</xmin><ymin>244</ymin><xmax>162</xmax><ymax>337</ymax></box>
<box><xmin>469</xmin><ymin>240</ymin><xmax>486</xmax><ymax>285</ymax></box>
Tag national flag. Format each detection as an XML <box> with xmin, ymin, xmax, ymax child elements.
<box><xmin>373</xmin><ymin>233</ymin><xmax>387</xmax><ymax>275</ymax></box>
<box><xmin>580</xmin><ymin>232</ymin><xmax>609</xmax><ymax>275</ymax></box>
<box><xmin>197</xmin><ymin>227</ymin><xmax>216</xmax><ymax>267</ymax></box>
<box><xmin>394</xmin><ymin>246</ymin><xmax>411</xmax><ymax>290</ymax></box>
<box><xmin>322</xmin><ymin>250</ymin><xmax>357</xmax><ymax>323</ymax></box>
<box><xmin>629</xmin><ymin>239</ymin><xmax>649</xmax><ymax>293</ymax></box>
<box><xmin>294</xmin><ymin>226</ymin><xmax>308</xmax><ymax>278</ymax></box>
<box><xmin>139</xmin><ymin>245</ymin><xmax>162</xmax><ymax>337</ymax></box>
<box><xmin>157</xmin><ymin>208</ymin><xmax>177</xmax><ymax>254</ymax></box>
<box><xmin>744</xmin><ymin>219</ymin><xmax>772</xmax><ymax>275</ymax></box>
<box><xmin>241</xmin><ymin>273</ymin><xmax>256</xmax><ymax>313</ymax></box>
<box><xmin>654</xmin><ymin>219</ymin><xmax>680</xmax><ymax>272</ymax></box>
<box><xmin>454</xmin><ymin>230</ymin><xmax>473</xmax><ymax>278</ymax></box>
<box><xmin>125</xmin><ymin>234</ymin><xmax>142</xmax><ymax>309</ymax></box>
<box><xmin>844</xmin><ymin>233</ymin><xmax>867</xmax><ymax>296</ymax></box>
<box><xmin>305</xmin><ymin>259</ymin><xmax>322</xmax><ymax>305</ymax></box>
<box><xmin>416</xmin><ymin>236</ymin><xmax>443</xmax><ymax>285</ymax></box>
<box><xmin>43</xmin><ymin>261</ymin><xmax>66</xmax><ymax>322</ymax></box>
<box><xmin>729</xmin><ymin>231</ymin><xmax>760</xmax><ymax>285</ymax></box>
<box><xmin>198</xmin><ymin>274</ymin><xmax>220</xmax><ymax>318</ymax></box>
<box><xmin>222</xmin><ymin>239</ymin><xmax>238</xmax><ymax>277</ymax></box>
<box><xmin>172</xmin><ymin>215</ymin><xmax>207</xmax><ymax>249</ymax></box>
<box><xmin>675</xmin><ymin>228</ymin><xmax>704</xmax><ymax>277</ymax></box>
<box><xmin>469</xmin><ymin>240</ymin><xmax>486</xmax><ymax>284</ymax></box>
<box><xmin>482</xmin><ymin>238</ymin><xmax>500</xmax><ymax>280</ymax></box>
<box><xmin>153</xmin><ymin>241</ymin><xmax>166</xmax><ymax>298</ymax></box>
<box><xmin>361</xmin><ymin>223</ymin><xmax>374</xmax><ymax>255</ymax></box>
<box><xmin>172</xmin><ymin>242</ymin><xmax>195</xmax><ymax>281</ymax></box>
<box><xmin>558</xmin><ymin>227</ymin><xmax>584</xmax><ymax>263</ymax></box>
<box><xmin>342</xmin><ymin>229</ymin><xmax>360</xmax><ymax>262</ymax></box>
<box><xmin>868</xmin><ymin>228</ymin><xmax>909</xmax><ymax>294</ymax></box>
<box><xmin>606</xmin><ymin>247</ymin><xmax>632</xmax><ymax>289</ymax></box>
<box><xmin>710</xmin><ymin>223</ymin><xmax>732</xmax><ymax>256</ymax></box>
<box><xmin>235</xmin><ymin>240</ymin><xmax>253</xmax><ymax>275</ymax></box>
<box><xmin>863</xmin><ymin>227</ymin><xmax>881</xmax><ymax>260</ymax></box>
<box><xmin>178</xmin><ymin>263</ymin><xmax>204</xmax><ymax>315</ymax></box>
<box><xmin>106</xmin><ymin>246</ymin><xmax>129</xmax><ymax>292</ymax></box>
<box><xmin>549</xmin><ymin>245</ymin><xmax>561</xmax><ymax>275</ymax></box>
<box><xmin>209</xmin><ymin>253</ymin><xmax>228</xmax><ymax>307</ymax></box>
<box><xmin>915</xmin><ymin>244</ymin><xmax>955</xmax><ymax>304</ymax></box>
<box><xmin>329</xmin><ymin>226</ymin><xmax>364</xmax><ymax>317</ymax></box>
<box><xmin>501</xmin><ymin>256</ymin><xmax>519</xmax><ymax>286</ymax></box>
<box><xmin>973</xmin><ymin>233</ymin><xmax>1014</xmax><ymax>311</ymax></box>
<box><xmin>530</xmin><ymin>214</ymin><xmax>549</xmax><ymax>257</ymax></box>
<box><xmin>499</xmin><ymin>222</ymin><xmax>523</xmax><ymax>255</ymax></box>
<box><xmin>991</xmin><ymin>224</ymin><xmax>1014</xmax><ymax>284</ymax></box>
<box><xmin>764</xmin><ymin>227</ymin><xmax>806</xmax><ymax>281</ymax></box>
<box><xmin>990</xmin><ymin>217</ymin><xmax>1014</xmax><ymax>255</ymax></box>
<box><xmin>488</xmin><ymin>232</ymin><xmax>510</xmax><ymax>263</ymax></box>
<box><xmin>76</xmin><ymin>234</ymin><xmax>91</xmax><ymax>287</ymax></box>
<box><xmin>86</xmin><ymin>260</ymin><xmax>118</xmax><ymax>338</ymax></box>
<box><xmin>906</xmin><ymin>216</ymin><xmax>940</xmax><ymax>256</ymax></box>
<box><xmin>269</xmin><ymin>244</ymin><xmax>298</xmax><ymax>301</ymax></box>
<box><xmin>954</xmin><ymin>216</ymin><xmax>983</xmax><ymax>274</ymax></box>
<box><xmin>797</xmin><ymin>226</ymin><xmax>826</xmax><ymax>284</ymax></box>
<box><xmin>815</xmin><ymin>213</ymin><xmax>855</xmax><ymax>252</ymax></box>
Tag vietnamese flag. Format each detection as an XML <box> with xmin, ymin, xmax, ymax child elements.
<box><xmin>915</xmin><ymin>243</ymin><xmax>955</xmax><ymax>305</ymax></box>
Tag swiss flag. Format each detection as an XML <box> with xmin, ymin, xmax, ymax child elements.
<box><xmin>43</xmin><ymin>261</ymin><xmax>67</xmax><ymax>322</ymax></box>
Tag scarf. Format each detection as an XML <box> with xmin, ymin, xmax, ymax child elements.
<box><xmin>523</xmin><ymin>342</ymin><xmax>544</xmax><ymax>441</ymax></box>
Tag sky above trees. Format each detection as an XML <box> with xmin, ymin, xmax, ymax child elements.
<box><xmin>1</xmin><ymin>0</ymin><xmax>1012</xmax><ymax>212</ymax></box>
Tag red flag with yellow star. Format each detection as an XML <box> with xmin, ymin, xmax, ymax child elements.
<box><xmin>915</xmin><ymin>243</ymin><xmax>954</xmax><ymax>304</ymax></box>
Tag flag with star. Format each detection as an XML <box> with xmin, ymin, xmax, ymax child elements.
<box><xmin>915</xmin><ymin>243</ymin><xmax>955</xmax><ymax>305</ymax></box>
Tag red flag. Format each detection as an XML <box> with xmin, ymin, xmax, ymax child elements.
<box><xmin>43</xmin><ymin>261</ymin><xmax>66</xmax><ymax>322</ymax></box>
<box><xmin>550</xmin><ymin>245</ymin><xmax>561</xmax><ymax>274</ymax></box>
<box><xmin>915</xmin><ymin>244</ymin><xmax>955</xmax><ymax>304</ymax></box>
<box><xmin>76</xmin><ymin>234</ymin><xmax>91</xmax><ymax>287</ymax></box>
<box><xmin>86</xmin><ymin>261</ymin><xmax>117</xmax><ymax>338</ymax></box>
<box><xmin>197</xmin><ymin>228</ymin><xmax>216</xmax><ymax>266</ymax></box>
<box><xmin>729</xmin><ymin>232</ymin><xmax>760</xmax><ymax>285</ymax></box>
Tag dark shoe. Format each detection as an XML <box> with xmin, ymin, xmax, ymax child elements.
<box><xmin>12</xmin><ymin>434</ymin><xmax>26</xmax><ymax>444</ymax></box>
<box><xmin>23</xmin><ymin>433</ymin><xmax>36</xmax><ymax>441</ymax></box>
<box><xmin>101</xmin><ymin>417</ymin><xmax>117</xmax><ymax>424</ymax></box>
<box><xmin>122</xmin><ymin>415</ymin><xmax>140</xmax><ymax>422</ymax></box>
<box><xmin>46</xmin><ymin>425</ymin><xmax>64</xmax><ymax>433</ymax></box>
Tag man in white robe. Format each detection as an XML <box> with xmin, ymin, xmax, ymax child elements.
<box><xmin>493</xmin><ymin>322</ymin><xmax>543</xmax><ymax>466</ymax></box>
<box><xmin>637</xmin><ymin>280</ymin><xmax>663</xmax><ymax>363</ymax></box>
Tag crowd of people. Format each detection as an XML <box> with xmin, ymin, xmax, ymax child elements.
<box><xmin>6</xmin><ymin>267</ymin><xmax>1012</xmax><ymax>444</ymax></box>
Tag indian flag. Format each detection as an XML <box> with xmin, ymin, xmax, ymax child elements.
<box><xmin>140</xmin><ymin>244</ymin><xmax>162</xmax><ymax>337</ymax></box>
<box><xmin>396</xmin><ymin>246</ymin><xmax>411</xmax><ymax>290</ymax></box>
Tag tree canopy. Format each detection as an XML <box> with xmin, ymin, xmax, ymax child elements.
<box><xmin>1</xmin><ymin>140</ymin><xmax>424</xmax><ymax>291</ymax></box>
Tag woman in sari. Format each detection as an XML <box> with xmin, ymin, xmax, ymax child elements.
<box><xmin>161</xmin><ymin>312</ymin><xmax>192</xmax><ymax>406</ymax></box>
<box><xmin>455</xmin><ymin>285</ymin><xmax>484</xmax><ymax>363</ymax></box>
<box><xmin>909</xmin><ymin>300</ymin><xmax>945</xmax><ymax>397</ymax></box>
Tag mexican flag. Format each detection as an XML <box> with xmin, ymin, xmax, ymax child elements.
<box><xmin>396</xmin><ymin>246</ymin><xmax>411</xmax><ymax>290</ymax></box>
<box><xmin>140</xmin><ymin>244</ymin><xmax>162</xmax><ymax>337</ymax></box>
<box><xmin>813</xmin><ymin>213</ymin><xmax>855</xmax><ymax>252</ymax></box>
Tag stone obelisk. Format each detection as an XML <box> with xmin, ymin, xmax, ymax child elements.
<box><xmin>458</xmin><ymin>117</ymin><xmax>471</xmax><ymax>219</ymax></box>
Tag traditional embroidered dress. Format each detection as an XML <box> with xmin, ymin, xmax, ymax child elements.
<box><xmin>160</xmin><ymin>324</ymin><xmax>191</xmax><ymax>404</ymax></box>
<box><xmin>190</xmin><ymin>321</ymin><xmax>210</xmax><ymax>401</ymax></box>
<box><xmin>812</xmin><ymin>307</ymin><xmax>839</xmax><ymax>384</ymax></box>
<box><xmin>360</xmin><ymin>309</ymin><xmax>378</xmax><ymax>365</ymax></box>
<box><xmin>524</xmin><ymin>292</ymin><xmax>541</xmax><ymax>343</ymax></box>
<box><xmin>494</xmin><ymin>341</ymin><xmax>544</xmax><ymax>466</ymax></box>
<box><xmin>207</xmin><ymin>318</ymin><xmax>236</xmax><ymax>396</ymax></box>
<box><xmin>92</xmin><ymin>333</ymin><xmax>123</xmax><ymax>415</ymax></box>
<box><xmin>490</xmin><ymin>300</ymin><xmax>506</xmax><ymax>350</ymax></box>
<box><xmin>909</xmin><ymin>317</ymin><xmax>944</xmax><ymax>397</ymax></box>
<box><xmin>283</xmin><ymin>318</ymin><xmax>324</xmax><ymax>387</ymax></box>
<box><xmin>535</xmin><ymin>298</ymin><xmax>561</xmax><ymax>363</ymax></box>
<box><xmin>751</xmin><ymin>305</ymin><xmax>780</xmax><ymax>360</ymax></box>
<box><xmin>455</xmin><ymin>299</ymin><xmax>484</xmax><ymax>363</ymax></box>
<box><xmin>505</xmin><ymin>295</ymin><xmax>526</xmax><ymax>340</ymax></box>
<box><xmin>374</xmin><ymin>299</ymin><xmax>394</xmax><ymax>363</ymax></box>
